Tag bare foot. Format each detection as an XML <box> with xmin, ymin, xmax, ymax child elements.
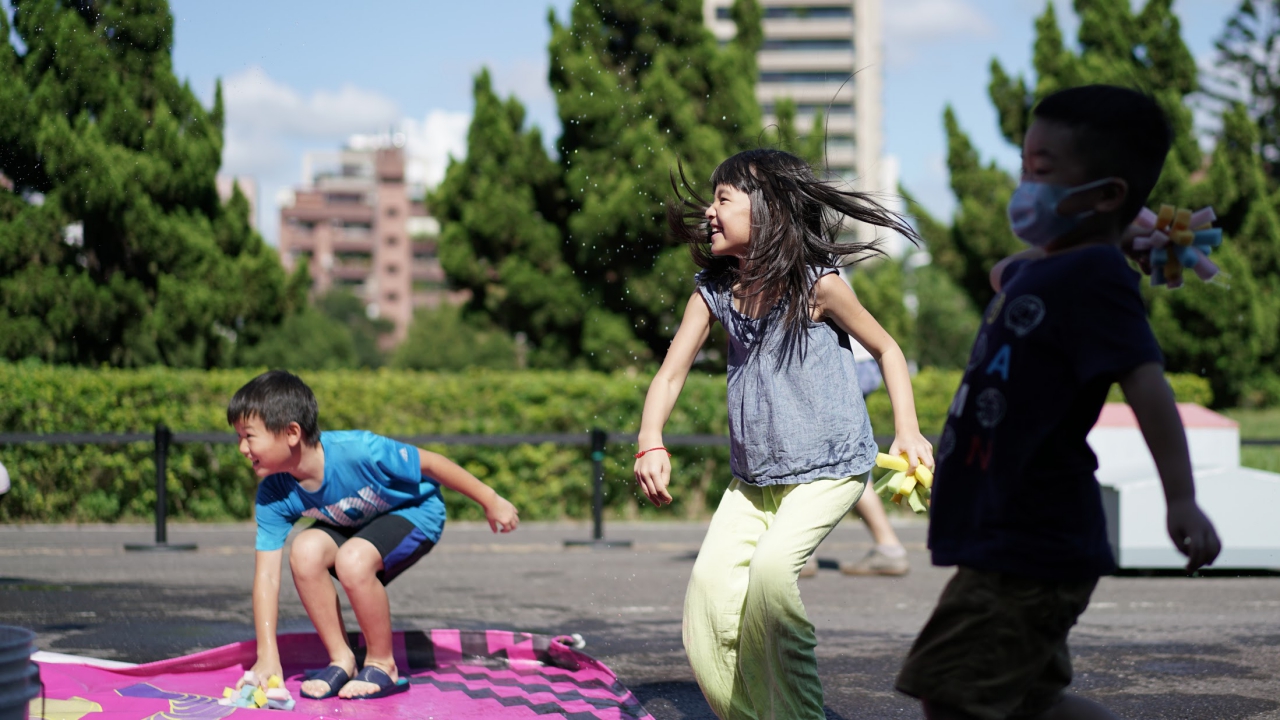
<box><xmin>338</xmin><ymin>659</ymin><xmax>399</xmax><ymax>699</ymax></box>
<box><xmin>300</xmin><ymin>657</ymin><xmax>356</xmax><ymax>699</ymax></box>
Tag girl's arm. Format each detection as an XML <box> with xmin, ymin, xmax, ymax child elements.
<box><xmin>247</xmin><ymin>549</ymin><xmax>284</xmax><ymax>685</ymax></box>
<box><xmin>634</xmin><ymin>291</ymin><xmax>716</xmax><ymax>507</ymax></box>
<box><xmin>419</xmin><ymin>450</ymin><xmax>519</xmax><ymax>533</ymax></box>
<box><xmin>815</xmin><ymin>273</ymin><xmax>934</xmax><ymax>472</ymax></box>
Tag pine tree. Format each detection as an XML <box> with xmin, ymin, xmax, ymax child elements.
<box><xmin>434</xmin><ymin>0</ymin><xmax>760</xmax><ymax>370</ymax></box>
<box><xmin>0</xmin><ymin>0</ymin><xmax>288</xmax><ymax>367</ymax></box>
<box><xmin>919</xmin><ymin>0</ymin><xmax>1280</xmax><ymax>404</ymax></box>
<box><xmin>432</xmin><ymin>69</ymin><xmax>580</xmax><ymax>367</ymax></box>
<box><xmin>769</xmin><ymin>98</ymin><xmax>826</xmax><ymax>168</ymax></box>
<box><xmin>547</xmin><ymin>0</ymin><xmax>762</xmax><ymax>368</ymax></box>
<box><xmin>1208</xmin><ymin>0</ymin><xmax>1280</xmax><ymax>179</ymax></box>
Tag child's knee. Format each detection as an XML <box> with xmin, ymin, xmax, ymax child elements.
<box><xmin>334</xmin><ymin>542</ymin><xmax>382</xmax><ymax>585</ymax></box>
<box><xmin>290</xmin><ymin>532</ymin><xmax>336</xmax><ymax>575</ymax></box>
<box><xmin>747</xmin><ymin>545</ymin><xmax>800</xmax><ymax>594</ymax></box>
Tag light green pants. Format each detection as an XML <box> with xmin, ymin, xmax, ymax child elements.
<box><xmin>683</xmin><ymin>475</ymin><xmax>867</xmax><ymax>720</ymax></box>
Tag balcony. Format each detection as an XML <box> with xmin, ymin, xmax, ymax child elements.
<box><xmin>757</xmin><ymin>83</ymin><xmax>854</xmax><ymax>104</ymax></box>
<box><xmin>758</xmin><ymin>50</ymin><xmax>855</xmax><ymax>72</ymax></box>
<box><xmin>332</xmin><ymin>264</ymin><xmax>371</xmax><ymax>282</ymax></box>
<box><xmin>281</xmin><ymin>203</ymin><xmax>375</xmax><ymax>224</ymax></box>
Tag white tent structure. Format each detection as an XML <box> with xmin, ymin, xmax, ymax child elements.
<box><xmin>1090</xmin><ymin>403</ymin><xmax>1280</xmax><ymax>570</ymax></box>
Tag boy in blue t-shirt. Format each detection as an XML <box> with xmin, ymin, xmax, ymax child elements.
<box><xmin>895</xmin><ymin>86</ymin><xmax>1221</xmax><ymax>719</ymax></box>
<box><xmin>227</xmin><ymin>370</ymin><xmax>519</xmax><ymax>701</ymax></box>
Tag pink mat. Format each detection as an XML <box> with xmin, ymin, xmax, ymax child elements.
<box><xmin>32</xmin><ymin>630</ymin><xmax>652</xmax><ymax>719</ymax></box>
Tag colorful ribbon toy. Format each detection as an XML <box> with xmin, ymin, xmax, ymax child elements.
<box><xmin>872</xmin><ymin>453</ymin><xmax>932</xmax><ymax>514</ymax></box>
<box><xmin>1129</xmin><ymin>204</ymin><xmax>1222</xmax><ymax>288</ymax></box>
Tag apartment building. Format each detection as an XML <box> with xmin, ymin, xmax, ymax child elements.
<box><xmin>278</xmin><ymin>145</ymin><xmax>457</xmax><ymax>346</ymax></box>
<box><xmin>704</xmin><ymin>0</ymin><xmax>885</xmax><ymax>242</ymax></box>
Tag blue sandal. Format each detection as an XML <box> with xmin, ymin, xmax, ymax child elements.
<box><xmin>299</xmin><ymin>664</ymin><xmax>351</xmax><ymax>700</ymax></box>
<box><xmin>347</xmin><ymin>665</ymin><xmax>409</xmax><ymax>700</ymax></box>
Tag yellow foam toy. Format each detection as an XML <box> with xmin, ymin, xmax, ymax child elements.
<box><xmin>872</xmin><ymin>453</ymin><xmax>933</xmax><ymax>514</ymax></box>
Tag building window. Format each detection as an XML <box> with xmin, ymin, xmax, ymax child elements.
<box><xmin>386</xmin><ymin>206</ymin><xmax>399</xmax><ymax>217</ymax></box>
<box><xmin>386</xmin><ymin>292</ymin><xmax>399</xmax><ymax>303</ymax></box>
<box><xmin>762</xmin><ymin>102</ymin><xmax>853</xmax><ymax>116</ymax></box>
<box><xmin>762</xmin><ymin>38</ymin><xmax>853</xmax><ymax>52</ymax></box>
<box><xmin>386</xmin><ymin>264</ymin><xmax>399</xmax><ymax>274</ymax></box>
<box><xmin>717</xmin><ymin>6</ymin><xmax>852</xmax><ymax>20</ymax></box>
<box><xmin>760</xmin><ymin>71</ymin><xmax>856</xmax><ymax>84</ymax></box>
<box><xmin>326</xmin><ymin>193</ymin><xmax>363</xmax><ymax>205</ymax></box>
<box><xmin>386</xmin><ymin>235</ymin><xmax>398</xmax><ymax>246</ymax></box>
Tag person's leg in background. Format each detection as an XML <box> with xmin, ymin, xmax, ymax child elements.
<box><xmin>800</xmin><ymin>357</ymin><xmax>910</xmax><ymax>578</ymax></box>
<box><xmin>840</xmin><ymin>489</ymin><xmax>910</xmax><ymax>575</ymax></box>
<box><xmin>799</xmin><ymin>482</ymin><xmax>910</xmax><ymax>577</ymax></box>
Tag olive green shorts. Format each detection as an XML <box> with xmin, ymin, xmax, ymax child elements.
<box><xmin>895</xmin><ymin>567</ymin><xmax>1098</xmax><ymax>720</ymax></box>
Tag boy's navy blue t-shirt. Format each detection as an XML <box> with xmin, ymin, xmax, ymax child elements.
<box><xmin>254</xmin><ymin>430</ymin><xmax>446</xmax><ymax>552</ymax></box>
<box><xmin>928</xmin><ymin>244</ymin><xmax>1162</xmax><ymax>580</ymax></box>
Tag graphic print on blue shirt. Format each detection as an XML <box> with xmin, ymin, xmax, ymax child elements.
<box><xmin>927</xmin><ymin>245</ymin><xmax>1162</xmax><ymax>581</ymax></box>
<box><xmin>254</xmin><ymin>430</ymin><xmax>446</xmax><ymax>552</ymax></box>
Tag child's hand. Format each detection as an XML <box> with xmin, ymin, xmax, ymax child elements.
<box><xmin>634</xmin><ymin>451</ymin><xmax>673</xmax><ymax>507</ymax></box>
<box><xmin>239</xmin><ymin>662</ymin><xmax>282</xmax><ymax>690</ymax></box>
<box><xmin>1121</xmin><ymin>223</ymin><xmax>1154</xmax><ymax>275</ymax></box>
<box><xmin>486</xmin><ymin>495</ymin><xmax>520</xmax><ymax>533</ymax></box>
<box><xmin>889</xmin><ymin>432</ymin><xmax>934</xmax><ymax>476</ymax></box>
<box><xmin>1166</xmin><ymin>498</ymin><xmax>1221</xmax><ymax>571</ymax></box>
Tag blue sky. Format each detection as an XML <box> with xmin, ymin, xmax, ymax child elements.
<box><xmin>161</xmin><ymin>0</ymin><xmax>1238</xmax><ymax>243</ymax></box>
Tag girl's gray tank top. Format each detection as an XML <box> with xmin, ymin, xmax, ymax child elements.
<box><xmin>697</xmin><ymin>268</ymin><xmax>878</xmax><ymax>486</ymax></box>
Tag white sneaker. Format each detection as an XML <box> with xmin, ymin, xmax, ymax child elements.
<box><xmin>839</xmin><ymin>547</ymin><xmax>910</xmax><ymax>576</ymax></box>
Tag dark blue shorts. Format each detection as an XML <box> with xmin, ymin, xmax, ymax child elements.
<box><xmin>311</xmin><ymin>514</ymin><xmax>435</xmax><ymax>585</ymax></box>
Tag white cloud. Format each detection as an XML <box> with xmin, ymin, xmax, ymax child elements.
<box><xmin>885</xmin><ymin>0</ymin><xmax>994</xmax><ymax>66</ymax></box>
<box><xmin>218</xmin><ymin>66</ymin><xmax>477</xmax><ymax>243</ymax></box>
<box><xmin>224</xmin><ymin>66</ymin><xmax>400</xmax><ymax>138</ymax></box>
<box><xmin>399</xmin><ymin>110</ymin><xmax>471</xmax><ymax>188</ymax></box>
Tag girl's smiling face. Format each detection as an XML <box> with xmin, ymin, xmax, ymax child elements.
<box><xmin>705</xmin><ymin>184</ymin><xmax>752</xmax><ymax>257</ymax></box>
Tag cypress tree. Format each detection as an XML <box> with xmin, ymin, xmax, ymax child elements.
<box><xmin>432</xmin><ymin>69</ymin><xmax>579</xmax><ymax>368</ymax></box>
<box><xmin>547</xmin><ymin>0</ymin><xmax>762</xmax><ymax>368</ymax></box>
<box><xmin>920</xmin><ymin>0</ymin><xmax>1280</xmax><ymax>404</ymax></box>
<box><xmin>434</xmin><ymin>0</ymin><xmax>761</xmax><ymax>370</ymax></box>
<box><xmin>0</xmin><ymin>0</ymin><xmax>289</xmax><ymax>367</ymax></box>
<box><xmin>1208</xmin><ymin>0</ymin><xmax>1280</xmax><ymax>180</ymax></box>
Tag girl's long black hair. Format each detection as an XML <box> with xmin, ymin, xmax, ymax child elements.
<box><xmin>667</xmin><ymin>148</ymin><xmax>921</xmax><ymax>360</ymax></box>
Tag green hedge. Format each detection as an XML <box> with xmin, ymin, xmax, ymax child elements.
<box><xmin>0</xmin><ymin>364</ymin><xmax>1212</xmax><ymax>523</ymax></box>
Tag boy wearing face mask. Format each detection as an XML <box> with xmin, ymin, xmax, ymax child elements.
<box><xmin>894</xmin><ymin>85</ymin><xmax>1221</xmax><ymax>720</ymax></box>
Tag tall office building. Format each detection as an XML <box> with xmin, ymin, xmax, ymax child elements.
<box><xmin>704</xmin><ymin>0</ymin><xmax>885</xmax><ymax>244</ymax></box>
<box><xmin>278</xmin><ymin>145</ymin><xmax>460</xmax><ymax>346</ymax></box>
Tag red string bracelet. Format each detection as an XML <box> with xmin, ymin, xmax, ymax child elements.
<box><xmin>634</xmin><ymin>447</ymin><xmax>671</xmax><ymax>459</ymax></box>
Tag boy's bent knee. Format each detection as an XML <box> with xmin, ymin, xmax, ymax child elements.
<box><xmin>334</xmin><ymin>541</ymin><xmax>383</xmax><ymax>585</ymax></box>
<box><xmin>290</xmin><ymin>530</ymin><xmax>338</xmax><ymax>575</ymax></box>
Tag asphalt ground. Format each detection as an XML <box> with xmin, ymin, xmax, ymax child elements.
<box><xmin>1</xmin><ymin>519</ymin><xmax>1278</xmax><ymax>719</ymax></box>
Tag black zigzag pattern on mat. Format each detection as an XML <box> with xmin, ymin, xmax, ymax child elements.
<box><xmin>427</xmin><ymin>662</ymin><xmax>634</xmax><ymax>697</ymax></box>
<box><xmin>409</xmin><ymin>675</ymin><xmax>651</xmax><ymax>719</ymax></box>
<box><xmin>404</xmin><ymin>630</ymin><xmax>567</xmax><ymax>670</ymax></box>
<box><xmin>431</xmin><ymin>665</ymin><xmax>637</xmax><ymax>701</ymax></box>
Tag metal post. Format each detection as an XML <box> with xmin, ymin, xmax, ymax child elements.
<box><xmin>125</xmin><ymin>424</ymin><xmax>196</xmax><ymax>552</ymax></box>
<box><xmin>565</xmin><ymin>429</ymin><xmax>631</xmax><ymax>549</ymax></box>
<box><xmin>154</xmin><ymin>423</ymin><xmax>170</xmax><ymax>544</ymax></box>
<box><xmin>591</xmin><ymin>428</ymin><xmax>606</xmax><ymax>541</ymax></box>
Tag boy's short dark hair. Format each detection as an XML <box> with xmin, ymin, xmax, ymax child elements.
<box><xmin>1032</xmin><ymin>85</ymin><xmax>1172</xmax><ymax>224</ymax></box>
<box><xmin>227</xmin><ymin>370</ymin><xmax>321</xmax><ymax>446</ymax></box>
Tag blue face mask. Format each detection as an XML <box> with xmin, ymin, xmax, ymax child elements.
<box><xmin>1007</xmin><ymin>178</ymin><xmax>1114</xmax><ymax>248</ymax></box>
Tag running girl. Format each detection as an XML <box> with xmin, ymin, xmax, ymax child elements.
<box><xmin>634</xmin><ymin>149</ymin><xmax>934</xmax><ymax>719</ymax></box>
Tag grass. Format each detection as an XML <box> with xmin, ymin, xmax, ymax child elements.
<box><xmin>1222</xmin><ymin>407</ymin><xmax>1280</xmax><ymax>473</ymax></box>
